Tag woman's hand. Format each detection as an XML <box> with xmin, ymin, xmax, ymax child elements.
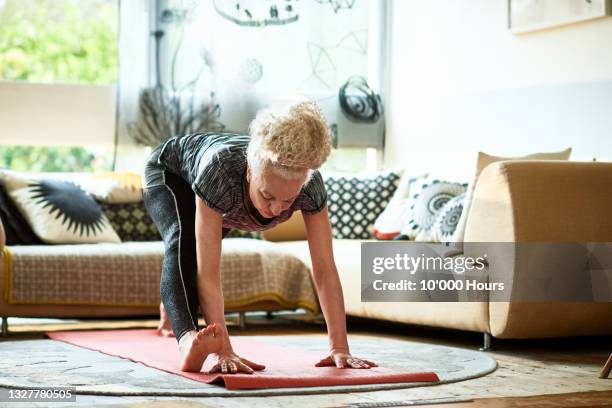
<box><xmin>208</xmin><ymin>350</ymin><xmax>266</xmax><ymax>375</ymax></box>
<box><xmin>315</xmin><ymin>350</ymin><xmax>378</xmax><ymax>369</ymax></box>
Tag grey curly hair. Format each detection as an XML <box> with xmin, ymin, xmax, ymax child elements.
<box><xmin>247</xmin><ymin>101</ymin><xmax>332</xmax><ymax>182</ymax></box>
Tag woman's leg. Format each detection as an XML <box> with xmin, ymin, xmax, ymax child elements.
<box><xmin>142</xmin><ymin>146</ymin><xmax>177</xmax><ymax>337</ymax></box>
<box><xmin>143</xmin><ymin>169</ymin><xmax>223</xmax><ymax>372</ymax></box>
<box><xmin>143</xmin><ymin>170</ymin><xmax>201</xmax><ymax>343</ymax></box>
<box><xmin>157</xmin><ymin>301</ymin><xmax>173</xmax><ymax>337</ymax></box>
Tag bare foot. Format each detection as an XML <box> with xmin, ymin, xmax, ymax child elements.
<box><xmin>157</xmin><ymin>302</ymin><xmax>174</xmax><ymax>338</ymax></box>
<box><xmin>178</xmin><ymin>324</ymin><xmax>223</xmax><ymax>372</ymax></box>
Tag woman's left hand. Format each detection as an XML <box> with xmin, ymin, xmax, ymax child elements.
<box><xmin>208</xmin><ymin>350</ymin><xmax>266</xmax><ymax>374</ymax></box>
<box><xmin>315</xmin><ymin>351</ymin><xmax>378</xmax><ymax>369</ymax></box>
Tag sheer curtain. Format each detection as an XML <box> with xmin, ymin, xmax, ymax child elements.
<box><xmin>114</xmin><ymin>0</ymin><xmax>154</xmax><ymax>171</ymax></box>
<box><xmin>115</xmin><ymin>0</ymin><xmax>386</xmax><ymax>172</ymax></box>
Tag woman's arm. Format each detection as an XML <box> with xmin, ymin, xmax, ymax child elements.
<box><xmin>194</xmin><ymin>196</ymin><xmax>266</xmax><ymax>374</ymax></box>
<box><xmin>303</xmin><ymin>206</ymin><xmax>377</xmax><ymax>369</ymax></box>
<box><xmin>302</xmin><ymin>206</ymin><xmax>349</xmax><ymax>353</ymax></box>
<box><xmin>194</xmin><ymin>196</ymin><xmax>230</xmax><ymax>347</ymax></box>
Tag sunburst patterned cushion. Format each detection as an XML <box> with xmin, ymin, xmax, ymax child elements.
<box><xmin>0</xmin><ymin>171</ymin><xmax>120</xmax><ymax>244</ymax></box>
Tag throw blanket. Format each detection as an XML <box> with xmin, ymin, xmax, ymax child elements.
<box><xmin>3</xmin><ymin>239</ymin><xmax>318</xmax><ymax>313</ymax></box>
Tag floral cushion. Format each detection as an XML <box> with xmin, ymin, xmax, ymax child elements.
<box><xmin>400</xmin><ymin>179</ymin><xmax>467</xmax><ymax>241</ymax></box>
<box><xmin>428</xmin><ymin>192</ymin><xmax>466</xmax><ymax>243</ymax></box>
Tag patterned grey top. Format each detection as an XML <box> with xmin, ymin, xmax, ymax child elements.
<box><xmin>143</xmin><ymin>133</ymin><xmax>327</xmax><ymax>232</ymax></box>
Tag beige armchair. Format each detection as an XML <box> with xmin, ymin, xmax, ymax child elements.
<box><xmin>464</xmin><ymin>160</ymin><xmax>612</xmax><ymax>340</ymax></box>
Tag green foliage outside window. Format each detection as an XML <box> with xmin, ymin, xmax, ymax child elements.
<box><xmin>0</xmin><ymin>0</ymin><xmax>118</xmax><ymax>84</ymax></box>
<box><xmin>0</xmin><ymin>1</ymin><xmax>372</xmax><ymax>173</ymax></box>
<box><xmin>0</xmin><ymin>0</ymin><xmax>118</xmax><ymax>172</ymax></box>
<box><xmin>0</xmin><ymin>145</ymin><xmax>112</xmax><ymax>172</ymax></box>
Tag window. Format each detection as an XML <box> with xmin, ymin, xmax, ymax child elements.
<box><xmin>0</xmin><ymin>145</ymin><xmax>110</xmax><ymax>172</ymax></box>
<box><xmin>0</xmin><ymin>0</ymin><xmax>118</xmax><ymax>85</ymax></box>
<box><xmin>150</xmin><ymin>0</ymin><xmax>382</xmax><ymax>173</ymax></box>
<box><xmin>0</xmin><ymin>0</ymin><xmax>118</xmax><ymax>172</ymax></box>
<box><xmin>322</xmin><ymin>147</ymin><xmax>378</xmax><ymax>173</ymax></box>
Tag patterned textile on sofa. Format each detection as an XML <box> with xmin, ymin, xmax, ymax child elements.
<box><xmin>324</xmin><ymin>169</ymin><xmax>403</xmax><ymax>239</ymax></box>
<box><xmin>98</xmin><ymin>201</ymin><xmax>161</xmax><ymax>242</ymax></box>
<box><xmin>3</xmin><ymin>239</ymin><xmax>318</xmax><ymax>313</ymax></box>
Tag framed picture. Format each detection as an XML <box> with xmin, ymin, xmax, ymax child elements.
<box><xmin>508</xmin><ymin>0</ymin><xmax>612</xmax><ymax>34</ymax></box>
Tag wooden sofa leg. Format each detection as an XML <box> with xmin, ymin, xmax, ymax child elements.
<box><xmin>238</xmin><ymin>312</ymin><xmax>246</xmax><ymax>330</ymax></box>
<box><xmin>0</xmin><ymin>316</ymin><xmax>8</xmax><ymax>337</ymax></box>
<box><xmin>479</xmin><ymin>332</ymin><xmax>492</xmax><ymax>351</ymax></box>
<box><xmin>599</xmin><ymin>353</ymin><xmax>612</xmax><ymax>379</ymax></box>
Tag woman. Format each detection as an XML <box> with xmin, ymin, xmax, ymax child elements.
<box><xmin>143</xmin><ymin>101</ymin><xmax>377</xmax><ymax>373</ymax></box>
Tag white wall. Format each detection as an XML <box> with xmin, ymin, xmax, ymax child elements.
<box><xmin>384</xmin><ymin>0</ymin><xmax>612</xmax><ymax>181</ymax></box>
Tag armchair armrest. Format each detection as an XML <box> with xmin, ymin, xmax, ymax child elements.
<box><xmin>465</xmin><ymin>160</ymin><xmax>612</xmax><ymax>242</ymax></box>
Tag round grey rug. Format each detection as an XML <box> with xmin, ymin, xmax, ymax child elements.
<box><xmin>0</xmin><ymin>334</ymin><xmax>496</xmax><ymax>397</ymax></box>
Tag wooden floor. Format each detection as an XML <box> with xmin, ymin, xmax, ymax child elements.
<box><xmin>1</xmin><ymin>312</ymin><xmax>611</xmax><ymax>407</ymax></box>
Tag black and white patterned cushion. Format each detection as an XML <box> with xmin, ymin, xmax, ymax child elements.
<box><xmin>401</xmin><ymin>179</ymin><xmax>467</xmax><ymax>241</ymax></box>
<box><xmin>430</xmin><ymin>192</ymin><xmax>466</xmax><ymax>243</ymax></box>
<box><xmin>0</xmin><ymin>179</ymin><xmax>43</xmax><ymax>245</ymax></box>
<box><xmin>100</xmin><ymin>202</ymin><xmax>263</xmax><ymax>242</ymax></box>
<box><xmin>99</xmin><ymin>201</ymin><xmax>161</xmax><ymax>242</ymax></box>
<box><xmin>324</xmin><ymin>170</ymin><xmax>402</xmax><ymax>239</ymax></box>
<box><xmin>0</xmin><ymin>171</ymin><xmax>120</xmax><ymax>244</ymax></box>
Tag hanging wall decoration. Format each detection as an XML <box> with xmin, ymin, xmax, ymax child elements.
<box><xmin>213</xmin><ymin>0</ymin><xmax>300</xmax><ymax>27</ymax></box>
<box><xmin>509</xmin><ymin>0</ymin><xmax>612</xmax><ymax>33</ymax></box>
<box><xmin>128</xmin><ymin>3</ymin><xmax>225</xmax><ymax>147</ymax></box>
<box><xmin>240</xmin><ymin>57</ymin><xmax>264</xmax><ymax>84</ymax></box>
<box><xmin>314</xmin><ymin>0</ymin><xmax>357</xmax><ymax>13</ymax></box>
<box><xmin>339</xmin><ymin>75</ymin><xmax>382</xmax><ymax>123</ymax></box>
<box><xmin>303</xmin><ymin>30</ymin><xmax>367</xmax><ymax>92</ymax></box>
<box><xmin>128</xmin><ymin>0</ymin><xmax>382</xmax><ymax>147</ymax></box>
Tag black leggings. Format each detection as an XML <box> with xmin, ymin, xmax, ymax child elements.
<box><xmin>143</xmin><ymin>170</ymin><xmax>202</xmax><ymax>343</ymax></box>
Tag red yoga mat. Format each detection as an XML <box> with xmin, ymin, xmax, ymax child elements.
<box><xmin>45</xmin><ymin>329</ymin><xmax>439</xmax><ymax>390</ymax></box>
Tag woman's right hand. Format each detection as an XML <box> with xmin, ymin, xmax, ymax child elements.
<box><xmin>208</xmin><ymin>350</ymin><xmax>266</xmax><ymax>374</ymax></box>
